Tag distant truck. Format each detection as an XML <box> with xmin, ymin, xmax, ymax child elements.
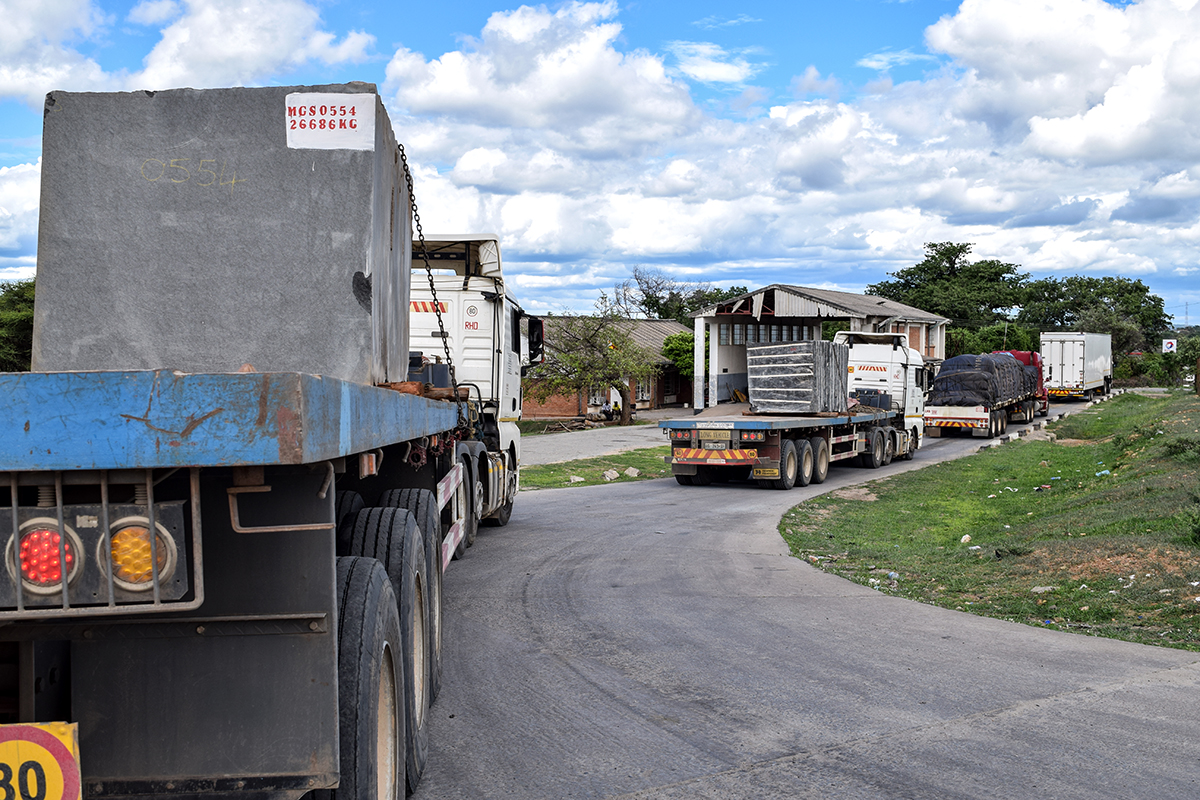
<box><xmin>659</xmin><ymin>332</ymin><xmax>926</xmax><ymax>489</ymax></box>
<box><xmin>1041</xmin><ymin>332</ymin><xmax>1113</xmax><ymax>399</ymax></box>
<box><xmin>0</xmin><ymin>85</ymin><xmax>541</xmax><ymax>799</ymax></box>
<box><xmin>924</xmin><ymin>351</ymin><xmax>1042</xmax><ymax>439</ymax></box>
<box><xmin>994</xmin><ymin>350</ymin><xmax>1049</xmax><ymax>416</ymax></box>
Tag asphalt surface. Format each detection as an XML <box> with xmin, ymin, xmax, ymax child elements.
<box><xmin>417</xmin><ymin>395</ymin><xmax>1200</xmax><ymax>799</ymax></box>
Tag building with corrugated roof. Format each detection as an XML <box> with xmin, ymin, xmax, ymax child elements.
<box><xmin>690</xmin><ymin>284</ymin><xmax>949</xmax><ymax>409</ymax></box>
<box><xmin>523</xmin><ymin>318</ymin><xmax>693</xmax><ymax>418</ymax></box>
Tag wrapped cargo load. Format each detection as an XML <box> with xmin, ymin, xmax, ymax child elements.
<box><xmin>747</xmin><ymin>340</ymin><xmax>849</xmax><ymax>414</ymax></box>
<box><xmin>928</xmin><ymin>353</ymin><xmax>1026</xmax><ymax>407</ymax></box>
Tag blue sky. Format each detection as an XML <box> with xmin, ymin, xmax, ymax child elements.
<box><xmin>2</xmin><ymin>0</ymin><xmax>1198</xmax><ymax>327</ymax></box>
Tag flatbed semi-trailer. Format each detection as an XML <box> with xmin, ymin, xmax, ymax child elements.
<box><xmin>659</xmin><ymin>407</ymin><xmax>915</xmax><ymax>489</ymax></box>
<box><xmin>0</xmin><ymin>84</ymin><xmax>541</xmax><ymax>800</ymax></box>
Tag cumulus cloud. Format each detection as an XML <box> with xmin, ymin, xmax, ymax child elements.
<box><xmin>0</xmin><ymin>159</ymin><xmax>42</xmax><ymax>277</ymax></box>
<box><xmin>0</xmin><ymin>0</ymin><xmax>374</xmax><ymax>104</ymax></box>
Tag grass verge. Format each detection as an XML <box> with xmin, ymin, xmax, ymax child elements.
<box><xmin>521</xmin><ymin>447</ymin><xmax>672</xmax><ymax>489</ymax></box>
<box><xmin>780</xmin><ymin>391</ymin><xmax>1200</xmax><ymax>651</ymax></box>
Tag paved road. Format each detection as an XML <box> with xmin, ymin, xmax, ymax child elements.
<box><xmin>417</xmin><ymin>394</ymin><xmax>1200</xmax><ymax>799</ymax></box>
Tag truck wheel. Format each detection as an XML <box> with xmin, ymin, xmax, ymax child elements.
<box><xmin>335</xmin><ymin>490</ymin><xmax>364</xmax><ymax>557</ymax></box>
<box><xmin>810</xmin><ymin>437</ymin><xmax>830</xmax><ymax>483</ymax></box>
<box><xmin>484</xmin><ymin>497</ymin><xmax>513</xmax><ymax>526</ymax></box>
<box><xmin>900</xmin><ymin>427</ymin><xmax>917</xmax><ymax>460</ymax></box>
<box><xmin>333</xmin><ymin>557</ymin><xmax>404</xmax><ymax>800</ymax></box>
<box><xmin>865</xmin><ymin>429</ymin><xmax>885</xmax><ymax>469</ymax></box>
<box><xmin>796</xmin><ymin>439</ymin><xmax>814</xmax><ymax>487</ymax></box>
<box><xmin>347</xmin><ymin>509</ymin><xmax>430</xmax><ymax>793</ymax></box>
<box><xmin>881</xmin><ymin>428</ymin><xmax>895</xmax><ymax>466</ymax></box>
<box><xmin>771</xmin><ymin>439</ymin><xmax>798</xmax><ymax>489</ymax></box>
<box><xmin>691</xmin><ymin>465</ymin><xmax>714</xmax><ymax>486</ymax></box>
<box><xmin>457</xmin><ymin>456</ymin><xmax>480</xmax><ymax>548</ymax></box>
<box><xmin>674</xmin><ymin>474</ymin><xmax>694</xmax><ymax>486</ymax></box>
<box><xmin>376</xmin><ymin>489</ymin><xmax>444</xmax><ymax>702</ymax></box>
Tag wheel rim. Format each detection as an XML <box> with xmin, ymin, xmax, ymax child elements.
<box><xmin>785</xmin><ymin>449</ymin><xmax>797</xmax><ymax>481</ymax></box>
<box><xmin>378</xmin><ymin>642</ymin><xmax>400</xmax><ymax>800</ymax></box>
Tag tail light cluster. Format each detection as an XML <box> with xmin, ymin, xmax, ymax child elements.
<box><xmin>740</xmin><ymin>431</ymin><xmax>766</xmax><ymax>442</ymax></box>
<box><xmin>668</xmin><ymin>430</ymin><xmax>693</xmax><ymax>440</ymax></box>
<box><xmin>0</xmin><ymin>471</ymin><xmax>196</xmax><ymax>617</ymax></box>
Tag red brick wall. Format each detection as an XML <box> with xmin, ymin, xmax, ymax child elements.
<box><xmin>523</xmin><ymin>387</ymin><xmax>584</xmax><ymax>419</ymax></box>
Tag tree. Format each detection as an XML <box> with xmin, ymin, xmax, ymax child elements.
<box><xmin>1018</xmin><ymin>276</ymin><xmax>1171</xmax><ymax>353</ymax></box>
<box><xmin>866</xmin><ymin>242</ymin><xmax>1028</xmax><ymax>325</ymax></box>
<box><xmin>661</xmin><ymin>332</ymin><xmax>695</xmax><ymax>378</ymax></box>
<box><xmin>525</xmin><ymin>295</ymin><xmax>660</xmax><ymax>425</ymax></box>
<box><xmin>0</xmin><ymin>279</ymin><xmax>35</xmax><ymax>372</ymax></box>
<box><xmin>614</xmin><ymin>266</ymin><xmax>746</xmax><ymax>326</ymax></box>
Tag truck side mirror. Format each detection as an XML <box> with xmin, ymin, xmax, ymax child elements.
<box><xmin>528</xmin><ymin>317</ymin><xmax>545</xmax><ymax>365</ymax></box>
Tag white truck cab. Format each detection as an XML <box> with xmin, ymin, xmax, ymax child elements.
<box><xmin>409</xmin><ymin>234</ymin><xmax>544</xmax><ymax>523</ymax></box>
<box><xmin>834</xmin><ymin>331</ymin><xmax>926</xmax><ymax>451</ymax></box>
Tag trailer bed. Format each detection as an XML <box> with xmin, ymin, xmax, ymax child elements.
<box><xmin>0</xmin><ymin>369</ymin><xmax>459</xmax><ymax>471</ymax></box>
<box><xmin>657</xmin><ymin>409</ymin><xmax>891</xmax><ymax>431</ymax></box>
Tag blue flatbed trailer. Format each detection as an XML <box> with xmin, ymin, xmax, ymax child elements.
<box><xmin>0</xmin><ymin>368</ymin><xmax>471</xmax><ymax>799</ymax></box>
<box><xmin>658</xmin><ymin>408</ymin><xmax>909</xmax><ymax>488</ymax></box>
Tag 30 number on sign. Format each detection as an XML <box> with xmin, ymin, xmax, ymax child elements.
<box><xmin>140</xmin><ymin>158</ymin><xmax>246</xmax><ymax>194</ymax></box>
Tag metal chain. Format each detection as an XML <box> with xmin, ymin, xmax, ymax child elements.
<box><xmin>398</xmin><ymin>143</ymin><xmax>467</xmax><ymax>431</ymax></box>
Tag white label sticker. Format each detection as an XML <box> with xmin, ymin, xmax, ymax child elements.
<box><xmin>285</xmin><ymin>93</ymin><xmax>375</xmax><ymax>150</ymax></box>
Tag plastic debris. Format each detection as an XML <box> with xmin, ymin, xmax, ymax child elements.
<box><xmin>968</xmin><ymin>545</ymin><xmax>982</xmax><ymax>551</ymax></box>
<box><xmin>1031</xmin><ymin>586</ymin><xmax>1056</xmax><ymax>594</ymax></box>
<box><xmin>887</xmin><ymin>572</ymin><xmax>899</xmax><ymax>580</ymax></box>
<box><xmin>1095</xmin><ymin>470</ymin><xmax>1110</xmax><ymax>476</ymax></box>
<box><xmin>1004</xmin><ymin>525</ymin><xmax>1011</xmax><ymax>529</ymax></box>
<box><xmin>868</xmin><ymin>578</ymin><xmax>880</xmax><ymax>586</ymax></box>
<box><xmin>987</xmin><ymin>494</ymin><xmax>997</xmax><ymax>499</ymax></box>
<box><xmin>1005</xmin><ymin>487</ymin><xmax>1018</xmax><ymax>492</ymax></box>
<box><xmin>961</xmin><ymin>534</ymin><xmax>972</xmax><ymax>543</ymax></box>
<box><xmin>1050</xmin><ymin>477</ymin><xmax>1061</xmax><ymax>480</ymax></box>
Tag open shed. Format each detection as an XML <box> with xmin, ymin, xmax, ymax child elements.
<box><xmin>690</xmin><ymin>284</ymin><xmax>948</xmax><ymax>410</ymax></box>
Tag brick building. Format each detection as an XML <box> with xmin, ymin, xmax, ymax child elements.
<box><xmin>523</xmin><ymin>318</ymin><xmax>693</xmax><ymax>419</ymax></box>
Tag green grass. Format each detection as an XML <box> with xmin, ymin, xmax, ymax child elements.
<box><xmin>520</xmin><ymin>447</ymin><xmax>672</xmax><ymax>489</ymax></box>
<box><xmin>780</xmin><ymin>391</ymin><xmax>1200</xmax><ymax>651</ymax></box>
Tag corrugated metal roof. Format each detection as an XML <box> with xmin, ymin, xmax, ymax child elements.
<box><xmin>541</xmin><ymin>318</ymin><xmax>690</xmax><ymax>364</ymax></box>
<box><xmin>694</xmin><ymin>284</ymin><xmax>948</xmax><ymax>324</ymax></box>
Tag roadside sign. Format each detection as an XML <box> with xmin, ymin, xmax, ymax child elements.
<box><xmin>1163</xmin><ymin>339</ymin><xmax>1178</xmax><ymax>354</ymax></box>
<box><xmin>0</xmin><ymin>723</ymin><xmax>81</xmax><ymax>800</ymax></box>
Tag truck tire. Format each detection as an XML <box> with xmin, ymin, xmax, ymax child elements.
<box><xmin>796</xmin><ymin>439</ymin><xmax>813</xmax><ymax>487</ymax></box>
<box><xmin>881</xmin><ymin>428</ymin><xmax>895</xmax><ymax>466</ymax></box>
<box><xmin>347</xmin><ymin>509</ymin><xmax>430</xmax><ymax>793</ymax></box>
<box><xmin>900</xmin><ymin>427</ymin><xmax>917</xmax><ymax>460</ymax></box>
<box><xmin>674</xmin><ymin>473</ymin><xmax>694</xmax><ymax>486</ymax></box>
<box><xmin>332</xmin><ymin>556</ymin><xmax>405</xmax><ymax>800</ymax></box>
<box><xmin>375</xmin><ymin>488</ymin><xmax>444</xmax><ymax>701</ymax></box>
<box><xmin>864</xmin><ymin>429</ymin><xmax>885</xmax><ymax>469</ymax></box>
<box><xmin>335</xmin><ymin>490</ymin><xmax>364</xmax><ymax>557</ymax></box>
<box><xmin>768</xmin><ymin>439</ymin><xmax>798</xmax><ymax>489</ymax></box>
<box><xmin>691</xmin><ymin>465</ymin><xmax>714</xmax><ymax>486</ymax></box>
<box><xmin>458</xmin><ymin>456</ymin><xmax>480</xmax><ymax>548</ymax></box>
<box><xmin>484</xmin><ymin>497</ymin><xmax>514</xmax><ymax>526</ymax></box>
<box><xmin>810</xmin><ymin>437</ymin><xmax>830</xmax><ymax>483</ymax></box>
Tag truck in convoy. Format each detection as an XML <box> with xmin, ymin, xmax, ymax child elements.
<box><xmin>923</xmin><ymin>351</ymin><xmax>1042</xmax><ymax>439</ymax></box>
<box><xmin>993</xmin><ymin>350</ymin><xmax>1049</xmax><ymax>416</ymax></box>
<box><xmin>660</xmin><ymin>332</ymin><xmax>926</xmax><ymax>488</ymax></box>
<box><xmin>1041</xmin><ymin>332</ymin><xmax>1113</xmax><ymax>399</ymax></box>
<box><xmin>0</xmin><ymin>84</ymin><xmax>541</xmax><ymax>800</ymax></box>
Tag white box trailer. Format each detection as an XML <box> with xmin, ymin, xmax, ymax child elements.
<box><xmin>1041</xmin><ymin>332</ymin><xmax>1113</xmax><ymax>399</ymax></box>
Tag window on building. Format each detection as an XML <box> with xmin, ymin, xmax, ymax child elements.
<box><xmin>663</xmin><ymin>371</ymin><xmax>678</xmax><ymax>396</ymax></box>
<box><xmin>588</xmin><ymin>386</ymin><xmax>606</xmax><ymax>406</ymax></box>
<box><xmin>758</xmin><ymin>324</ymin><xmax>768</xmax><ymax>343</ymax></box>
<box><xmin>719</xmin><ymin>323</ymin><xmax>730</xmax><ymax>345</ymax></box>
<box><xmin>636</xmin><ymin>377</ymin><xmax>652</xmax><ymax>401</ymax></box>
<box><xmin>744</xmin><ymin>324</ymin><xmax>755</xmax><ymax>344</ymax></box>
<box><xmin>732</xmin><ymin>324</ymin><xmax>745</xmax><ymax>345</ymax></box>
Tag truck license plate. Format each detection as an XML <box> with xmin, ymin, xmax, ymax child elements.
<box><xmin>702</xmin><ymin>441</ymin><xmax>727</xmax><ymax>449</ymax></box>
<box><xmin>0</xmin><ymin>722</ymin><xmax>81</xmax><ymax>800</ymax></box>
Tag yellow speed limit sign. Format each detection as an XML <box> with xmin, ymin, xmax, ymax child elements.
<box><xmin>0</xmin><ymin>723</ymin><xmax>81</xmax><ymax>800</ymax></box>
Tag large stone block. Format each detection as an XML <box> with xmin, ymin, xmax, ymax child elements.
<box><xmin>32</xmin><ymin>83</ymin><xmax>411</xmax><ymax>385</ymax></box>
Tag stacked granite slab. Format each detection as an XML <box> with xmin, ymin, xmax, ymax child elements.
<box><xmin>747</xmin><ymin>340</ymin><xmax>849</xmax><ymax>414</ymax></box>
<box><xmin>32</xmin><ymin>83</ymin><xmax>411</xmax><ymax>385</ymax></box>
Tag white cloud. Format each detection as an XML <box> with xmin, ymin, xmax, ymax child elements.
<box><xmin>856</xmin><ymin>49</ymin><xmax>936</xmax><ymax>73</ymax></box>
<box><xmin>0</xmin><ymin>0</ymin><xmax>110</xmax><ymax>105</ymax></box>
<box><xmin>666</xmin><ymin>41</ymin><xmax>761</xmax><ymax>84</ymax></box>
<box><xmin>128</xmin><ymin>0</ymin><xmax>180</xmax><ymax>25</ymax></box>
<box><xmin>692</xmin><ymin>14</ymin><xmax>761</xmax><ymax>30</ymax></box>
<box><xmin>133</xmin><ymin>0</ymin><xmax>374</xmax><ymax>90</ymax></box>
<box><xmin>0</xmin><ymin>159</ymin><xmax>41</xmax><ymax>261</ymax></box>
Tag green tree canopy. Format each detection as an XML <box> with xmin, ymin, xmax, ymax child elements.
<box><xmin>1017</xmin><ymin>276</ymin><xmax>1171</xmax><ymax>353</ymax></box>
<box><xmin>614</xmin><ymin>265</ymin><xmax>746</xmax><ymax>327</ymax></box>
<box><xmin>661</xmin><ymin>331</ymin><xmax>695</xmax><ymax>379</ymax></box>
<box><xmin>525</xmin><ymin>295</ymin><xmax>660</xmax><ymax>425</ymax></box>
<box><xmin>0</xmin><ymin>279</ymin><xmax>35</xmax><ymax>372</ymax></box>
<box><xmin>866</xmin><ymin>242</ymin><xmax>1029</xmax><ymax>326</ymax></box>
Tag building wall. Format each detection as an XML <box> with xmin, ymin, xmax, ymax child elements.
<box><xmin>523</xmin><ymin>386</ymin><xmax>584</xmax><ymax>418</ymax></box>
